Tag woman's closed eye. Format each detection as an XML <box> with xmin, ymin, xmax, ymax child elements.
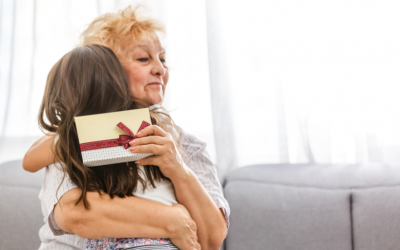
<box><xmin>137</xmin><ymin>57</ymin><xmax>165</xmax><ymax>63</ymax></box>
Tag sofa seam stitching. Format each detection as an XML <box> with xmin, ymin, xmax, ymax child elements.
<box><xmin>350</xmin><ymin>190</ymin><xmax>355</xmax><ymax>250</ymax></box>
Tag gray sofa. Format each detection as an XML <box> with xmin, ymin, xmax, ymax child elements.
<box><xmin>224</xmin><ymin>163</ymin><xmax>400</xmax><ymax>250</ymax></box>
<box><xmin>0</xmin><ymin>160</ymin><xmax>45</xmax><ymax>250</ymax></box>
<box><xmin>2</xmin><ymin>160</ymin><xmax>400</xmax><ymax>250</ymax></box>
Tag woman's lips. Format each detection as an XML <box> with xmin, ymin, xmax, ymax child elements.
<box><xmin>147</xmin><ymin>82</ymin><xmax>162</xmax><ymax>87</ymax></box>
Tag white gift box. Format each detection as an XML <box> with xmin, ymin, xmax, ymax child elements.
<box><xmin>74</xmin><ymin>108</ymin><xmax>154</xmax><ymax>167</ymax></box>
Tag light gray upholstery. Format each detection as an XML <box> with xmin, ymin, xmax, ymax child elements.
<box><xmin>224</xmin><ymin>181</ymin><xmax>352</xmax><ymax>250</ymax></box>
<box><xmin>3</xmin><ymin>160</ymin><xmax>400</xmax><ymax>250</ymax></box>
<box><xmin>0</xmin><ymin>160</ymin><xmax>44</xmax><ymax>250</ymax></box>
<box><xmin>224</xmin><ymin>164</ymin><xmax>400</xmax><ymax>250</ymax></box>
<box><xmin>352</xmin><ymin>187</ymin><xmax>400</xmax><ymax>250</ymax></box>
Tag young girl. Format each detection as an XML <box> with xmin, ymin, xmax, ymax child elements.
<box><xmin>35</xmin><ymin>44</ymin><xmax>188</xmax><ymax>250</ymax></box>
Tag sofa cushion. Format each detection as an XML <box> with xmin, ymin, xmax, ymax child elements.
<box><xmin>353</xmin><ymin>187</ymin><xmax>400</xmax><ymax>250</ymax></box>
<box><xmin>224</xmin><ymin>179</ymin><xmax>352</xmax><ymax>250</ymax></box>
<box><xmin>0</xmin><ymin>160</ymin><xmax>45</xmax><ymax>250</ymax></box>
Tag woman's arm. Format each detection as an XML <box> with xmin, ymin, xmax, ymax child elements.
<box><xmin>54</xmin><ymin>188</ymin><xmax>200</xmax><ymax>250</ymax></box>
<box><xmin>172</xmin><ymin>169</ymin><xmax>228</xmax><ymax>250</ymax></box>
<box><xmin>131</xmin><ymin>126</ymin><xmax>228</xmax><ymax>250</ymax></box>
<box><xmin>22</xmin><ymin>134</ymin><xmax>56</xmax><ymax>172</ymax></box>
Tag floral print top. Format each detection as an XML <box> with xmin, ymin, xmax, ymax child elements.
<box><xmin>86</xmin><ymin>237</ymin><xmax>171</xmax><ymax>249</ymax></box>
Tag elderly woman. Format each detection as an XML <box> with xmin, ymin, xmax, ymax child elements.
<box><xmin>23</xmin><ymin>5</ymin><xmax>229</xmax><ymax>250</ymax></box>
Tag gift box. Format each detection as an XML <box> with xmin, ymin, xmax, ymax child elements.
<box><xmin>74</xmin><ymin>108</ymin><xmax>153</xmax><ymax>167</ymax></box>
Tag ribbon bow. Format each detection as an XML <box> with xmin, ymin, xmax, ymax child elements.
<box><xmin>116</xmin><ymin>121</ymin><xmax>150</xmax><ymax>149</ymax></box>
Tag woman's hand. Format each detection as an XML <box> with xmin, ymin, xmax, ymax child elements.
<box><xmin>129</xmin><ymin>125</ymin><xmax>189</xmax><ymax>181</ymax></box>
<box><xmin>169</xmin><ymin>203</ymin><xmax>201</xmax><ymax>250</ymax></box>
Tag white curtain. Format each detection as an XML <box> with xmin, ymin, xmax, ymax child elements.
<box><xmin>206</xmin><ymin>0</ymin><xmax>400</xmax><ymax>177</ymax></box>
<box><xmin>1</xmin><ymin>0</ymin><xmax>400</xmax><ymax>178</ymax></box>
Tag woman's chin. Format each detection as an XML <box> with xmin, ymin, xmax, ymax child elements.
<box><xmin>148</xmin><ymin>93</ymin><xmax>164</xmax><ymax>105</ymax></box>
<box><xmin>132</xmin><ymin>93</ymin><xmax>164</xmax><ymax>107</ymax></box>
<box><xmin>143</xmin><ymin>96</ymin><xmax>164</xmax><ymax>107</ymax></box>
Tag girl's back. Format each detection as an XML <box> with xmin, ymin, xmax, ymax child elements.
<box><xmin>38</xmin><ymin>44</ymin><xmax>179</xmax><ymax>249</ymax></box>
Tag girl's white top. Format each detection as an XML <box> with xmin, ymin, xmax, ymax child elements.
<box><xmin>134</xmin><ymin>165</ymin><xmax>177</xmax><ymax>206</ymax></box>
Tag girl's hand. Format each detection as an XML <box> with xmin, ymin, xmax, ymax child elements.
<box><xmin>128</xmin><ymin>125</ymin><xmax>190</xmax><ymax>181</ymax></box>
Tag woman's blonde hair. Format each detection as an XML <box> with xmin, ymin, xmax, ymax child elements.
<box><xmin>81</xmin><ymin>5</ymin><xmax>165</xmax><ymax>56</ymax></box>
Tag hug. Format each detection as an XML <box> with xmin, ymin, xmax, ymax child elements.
<box><xmin>22</xmin><ymin>5</ymin><xmax>229</xmax><ymax>250</ymax></box>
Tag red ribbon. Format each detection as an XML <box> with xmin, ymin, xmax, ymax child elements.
<box><xmin>80</xmin><ymin>121</ymin><xmax>150</xmax><ymax>152</ymax></box>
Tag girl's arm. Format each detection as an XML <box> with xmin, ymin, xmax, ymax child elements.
<box><xmin>22</xmin><ymin>134</ymin><xmax>56</xmax><ymax>172</ymax></box>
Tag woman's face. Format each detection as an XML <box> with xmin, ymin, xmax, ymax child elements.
<box><xmin>119</xmin><ymin>41</ymin><xmax>168</xmax><ymax>106</ymax></box>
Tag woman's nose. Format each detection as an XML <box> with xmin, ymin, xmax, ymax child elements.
<box><xmin>151</xmin><ymin>59</ymin><xmax>166</xmax><ymax>76</ymax></box>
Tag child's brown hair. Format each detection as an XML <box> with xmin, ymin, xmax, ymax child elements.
<box><xmin>39</xmin><ymin>45</ymin><xmax>169</xmax><ymax>209</ymax></box>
